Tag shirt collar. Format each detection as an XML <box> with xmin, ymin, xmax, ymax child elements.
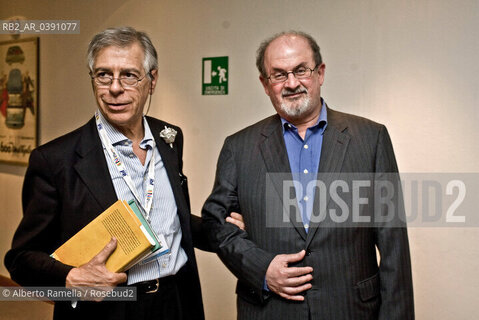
<box><xmin>280</xmin><ymin>99</ymin><xmax>328</xmax><ymax>134</ymax></box>
<box><xmin>140</xmin><ymin>121</ymin><xmax>155</xmax><ymax>149</ymax></box>
<box><xmin>97</xmin><ymin>110</ymin><xmax>154</xmax><ymax>148</ymax></box>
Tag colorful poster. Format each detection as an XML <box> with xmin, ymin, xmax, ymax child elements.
<box><xmin>0</xmin><ymin>37</ymin><xmax>38</xmax><ymax>165</ymax></box>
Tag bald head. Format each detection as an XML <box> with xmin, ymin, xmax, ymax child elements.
<box><xmin>256</xmin><ymin>31</ymin><xmax>322</xmax><ymax>78</ymax></box>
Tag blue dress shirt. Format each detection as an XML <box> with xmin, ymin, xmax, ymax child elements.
<box><xmin>281</xmin><ymin>101</ymin><xmax>328</xmax><ymax>232</ymax></box>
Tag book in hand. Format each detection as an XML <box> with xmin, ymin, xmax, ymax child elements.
<box><xmin>51</xmin><ymin>200</ymin><xmax>162</xmax><ymax>272</ymax></box>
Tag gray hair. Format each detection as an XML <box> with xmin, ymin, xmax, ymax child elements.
<box><xmin>256</xmin><ymin>31</ymin><xmax>322</xmax><ymax>78</ymax></box>
<box><xmin>87</xmin><ymin>26</ymin><xmax>158</xmax><ymax>78</ymax></box>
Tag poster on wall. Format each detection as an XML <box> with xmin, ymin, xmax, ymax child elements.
<box><xmin>0</xmin><ymin>37</ymin><xmax>38</xmax><ymax>165</ymax></box>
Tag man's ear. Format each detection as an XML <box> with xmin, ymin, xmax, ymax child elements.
<box><xmin>149</xmin><ymin>69</ymin><xmax>158</xmax><ymax>94</ymax></box>
<box><xmin>317</xmin><ymin>63</ymin><xmax>326</xmax><ymax>86</ymax></box>
<box><xmin>259</xmin><ymin>75</ymin><xmax>271</xmax><ymax>97</ymax></box>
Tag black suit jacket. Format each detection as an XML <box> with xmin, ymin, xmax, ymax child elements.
<box><xmin>202</xmin><ymin>107</ymin><xmax>414</xmax><ymax>320</ymax></box>
<box><xmin>5</xmin><ymin>116</ymin><xmax>205</xmax><ymax>320</ymax></box>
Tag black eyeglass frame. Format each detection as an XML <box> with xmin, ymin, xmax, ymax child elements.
<box><xmin>266</xmin><ymin>64</ymin><xmax>319</xmax><ymax>84</ymax></box>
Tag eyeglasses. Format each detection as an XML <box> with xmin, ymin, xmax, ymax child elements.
<box><xmin>90</xmin><ymin>72</ymin><xmax>149</xmax><ymax>88</ymax></box>
<box><xmin>267</xmin><ymin>65</ymin><xmax>318</xmax><ymax>84</ymax></box>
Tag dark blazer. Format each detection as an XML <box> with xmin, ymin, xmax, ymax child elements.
<box><xmin>202</xmin><ymin>107</ymin><xmax>414</xmax><ymax>320</ymax></box>
<box><xmin>5</xmin><ymin>116</ymin><xmax>205</xmax><ymax>320</ymax></box>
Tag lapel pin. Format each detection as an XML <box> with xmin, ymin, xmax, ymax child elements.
<box><xmin>160</xmin><ymin>126</ymin><xmax>177</xmax><ymax>148</ymax></box>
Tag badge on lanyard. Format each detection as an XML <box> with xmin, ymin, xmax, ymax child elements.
<box><xmin>95</xmin><ymin>111</ymin><xmax>169</xmax><ymax>256</ymax></box>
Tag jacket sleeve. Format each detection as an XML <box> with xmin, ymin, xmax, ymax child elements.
<box><xmin>190</xmin><ymin>214</ymin><xmax>215</xmax><ymax>252</ymax></box>
<box><xmin>4</xmin><ymin>148</ymin><xmax>73</xmax><ymax>287</ymax></box>
<box><xmin>374</xmin><ymin>125</ymin><xmax>415</xmax><ymax>319</ymax></box>
<box><xmin>201</xmin><ymin>137</ymin><xmax>275</xmax><ymax>304</ymax></box>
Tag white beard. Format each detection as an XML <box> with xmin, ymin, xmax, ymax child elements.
<box><xmin>279</xmin><ymin>92</ymin><xmax>311</xmax><ymax>118</ymax></box>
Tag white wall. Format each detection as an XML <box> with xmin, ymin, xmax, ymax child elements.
<box><xmin>1</xmin><ymin>1</ymin><xmax>478</xmax><ymax>319</ymax></box>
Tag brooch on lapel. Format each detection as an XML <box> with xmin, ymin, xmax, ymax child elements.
<box><xmin>160</xmin><ymin>126</ymin><xmax>177</xmax><ymax>148</ymax></box>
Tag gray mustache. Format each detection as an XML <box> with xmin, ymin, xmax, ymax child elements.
<box><xmin>281</xmin><ymin>88</ymin><xmax>307</xmax><ymax>96</ymax></box>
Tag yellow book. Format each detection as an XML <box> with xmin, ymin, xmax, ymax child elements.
<box><xmin>51</xmin><ymin>200</ymin><xmax>155</xmax><ymax>272</ymax></box>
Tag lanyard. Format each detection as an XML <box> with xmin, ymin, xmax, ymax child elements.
<box><xmin>95</xmin><ymin>111</ymin><xmax>155</xmax><ymax>221</ymax></box>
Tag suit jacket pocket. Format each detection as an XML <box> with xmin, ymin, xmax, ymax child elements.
<box><xmin>355</xmin><ymin>272</ymin><xmax>380</xmax><ymax>302</ymax></box>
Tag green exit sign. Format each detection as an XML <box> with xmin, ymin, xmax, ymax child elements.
<box><xmin>202</xmin><ymin>56</ymin><xmax>228</xmax><ymax>95</ymax></box>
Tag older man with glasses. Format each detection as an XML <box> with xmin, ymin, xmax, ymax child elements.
<box><xmin>5</xmin><ymin>26</ymin><xmax>243</xmax><ymax>320</ymax></box>
<box><xmin>202</xmin><ymin>31</ymin><xmax>414</xmax><ymax>320</ymax></box>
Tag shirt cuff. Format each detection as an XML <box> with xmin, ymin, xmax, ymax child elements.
<box><xmin>263</xmin><ymin>278</ymin><xmax>269</xmax><ymax>291</ymax></box>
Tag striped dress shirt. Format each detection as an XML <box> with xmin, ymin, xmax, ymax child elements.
<box><xmin>97</xmin><ymin>111</ymin><xmax>187</xmax><ymax>285</ymax></box>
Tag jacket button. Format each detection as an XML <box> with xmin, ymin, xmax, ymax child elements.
<box><xmin>306</xmin><ymin>250</ymin><xmax>312</xmax><ymax>256</ymax></box>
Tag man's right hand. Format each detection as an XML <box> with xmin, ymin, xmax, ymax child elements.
<box><xmin>65</xmin><ymin>238</ymin><xmax>127</xmax><ymax>301</ymax></box>
<box><xmin>265</xmin><ymin>250</ymin><xmax>313</xmax><ymax>301</ymax></box>
<box><xmin>226</xmin><ymin>212</ymin><xmax>245</xmax><ymax>230</ymax></box>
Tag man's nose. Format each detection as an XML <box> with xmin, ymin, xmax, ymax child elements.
<box><xmin>109</xmin><ymin>78</ymin><xmax>125</xmax><ymax>95</ymax></box>
<box><xmin>284</xmin><ymin>72</ymin><xmax>301</xmax><ymax>89</ymax></box>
